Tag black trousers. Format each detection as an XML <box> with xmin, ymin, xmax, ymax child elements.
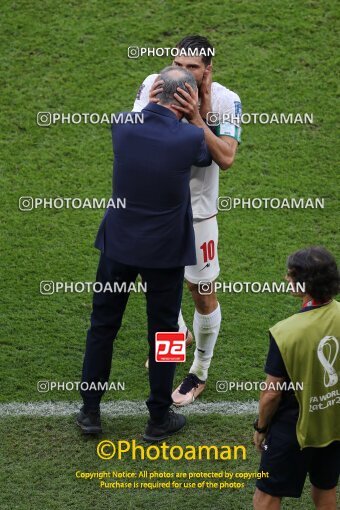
<box><xmin>80</xmin><ymin>253</ymin><xmax>184</xmax><ymax>423</ymax></box>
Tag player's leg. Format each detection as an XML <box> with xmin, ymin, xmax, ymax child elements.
<box><xmin>177</xmin><ymin>309</ymin><xmax>194</xmax><ymax>346</ymax></box>
<box><xmin>172</xmin><ymin>217</ymin><xmax>221</xmax><ymax>406</ymax></box>
<box><xmin>78</xmin><ymin>253</ymin><xmax>137</xmax><ymax>433</ymax></box>
<box><xmin>309</xmin><ymin>441</ymin><xmax>339</xmax><ymax>510</ymax></box>
<box><xmin>188</xmin><ymin>283</ymin><xmax>220</xmax><ymax>380</ymax></box>
<box><xmin>311</xmin><ymin>486</ymin><xmax>337</xmax><ymax>510</ymax></box>
<box><xmin>255</xmin><ymin>421</ymin><xmax>310</xmax><ymax>506</ymax></box>
<box><xmin>253</xmin><ymin>489</ymin><xmax>281</xmax><ymax>510</ymax></box>
<box><xmin>144</xmin><ymin>308</ymin><xmax>193</xmax><ymax>369</ymax></box>
<box><xmin>141</xmin><ymin>265</ymin><xmax>186</xmax><ymax>441</ymax></box>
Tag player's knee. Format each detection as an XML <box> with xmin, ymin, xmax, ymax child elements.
<box><xmin>190</xmin><ymin>289</ymin><xmax>218</xmax><ymax>314</ymax></box>
<box><xmin>253</xmin><ymin>488</ymin><xmax>263</xmax><ymax>509</ymax></box>
<box><xmin>253</xmin><ymin>489</ymin><xmax>280</xmax><ymax>510</ymax></box>
<box><xmin>311</xmin><ymin>486</ymin><xmax>336</xmax><ymax>509</ymax></box>
<box><xmin>186</xmin><ymin>280</ymin><xmax>197</xmax><ymax>294</ymax></box>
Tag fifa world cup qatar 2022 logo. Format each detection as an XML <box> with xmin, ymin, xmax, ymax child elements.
<box><xmin>317</xmin><ymin>336</ymin><xmax>339</xmax><ymax>388</ymax></box>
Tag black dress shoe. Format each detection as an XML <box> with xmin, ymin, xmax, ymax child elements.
<box><xmin>143</xmin><ymin>409</ymin><xmax>186</xmax><ymax>442</ymax></box>
<box><xmin>76</xmin><ymin>406</ymin><xmax>102</xmax><ymax>434</ymax></box>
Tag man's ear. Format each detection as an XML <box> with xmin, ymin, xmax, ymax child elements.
<box><xmin>205</xmin><ymin>64</ymin><xmax>213</xmax><ymax>73</ymax></box>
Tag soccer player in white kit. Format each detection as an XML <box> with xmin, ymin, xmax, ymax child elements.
<box><xmin>133</xmin><ymin>35</ymin><xmax>242</xmax><ymax>406</ymax></box>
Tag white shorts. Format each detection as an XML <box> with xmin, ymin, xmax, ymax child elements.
<box><xmin>185</xmin><ymin>216</ymin><xmax>220</xmax><ymax>284</ymax></box>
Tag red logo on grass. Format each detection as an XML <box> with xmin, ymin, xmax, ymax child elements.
<box><xmin>155</xmin><ymin>332</ymin><xmax>186</xmax><ymax>362</ymax></box>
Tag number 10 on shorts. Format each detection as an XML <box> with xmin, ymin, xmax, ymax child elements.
<box><xmin>200</xmin><ymin>240</ymin><xmax>215</xmax><ymax>262</ymax></box>
<box><xmin>155</xmin><ymin>332</ymin><xmax>186</xmax><ymax>362</ymax></box>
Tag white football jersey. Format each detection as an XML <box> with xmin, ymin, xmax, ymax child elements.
<box><xmin>132</xmin><ymin>74</ymin><xmax>241</xmax><ymax>220</ymax></box>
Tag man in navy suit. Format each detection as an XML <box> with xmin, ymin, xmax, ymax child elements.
<box><xmin>77</xmin><ymin>66</ymin><xmax>211</xmax><ymax>441</ymax></box>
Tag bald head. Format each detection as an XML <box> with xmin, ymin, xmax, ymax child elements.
<box><xmin>156</xmin><ymin>66</ymin><xmax>197</xmax><ymax>107</ymax></box>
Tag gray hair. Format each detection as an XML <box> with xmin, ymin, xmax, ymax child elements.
<box><xmin>157</xmin><ymin>66</ymin><xmax>197</xmax><ymax>106</ymax></box>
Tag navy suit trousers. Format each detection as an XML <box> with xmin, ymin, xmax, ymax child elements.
<box><xmin>80</xmin><ymin>253</ymin><xmax>184</xmax><ymax>423</ymax></box>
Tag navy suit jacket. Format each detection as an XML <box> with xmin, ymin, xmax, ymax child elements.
<box><xmin>95</xmin><ymin>102</ymin><xmax>212</xmax><ymax>268</ymax></box>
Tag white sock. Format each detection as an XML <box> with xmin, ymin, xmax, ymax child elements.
<box><xmin>177</xmin><ymin>309</ymin><xmax>187</xmax><ymax>333</ymax></box>
<box><xmin>190</xmin><ymin>303</ymin><xmax>221</xmax><ymax>381</ymax></box>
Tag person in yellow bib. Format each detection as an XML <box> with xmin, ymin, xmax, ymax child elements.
<box><xmin>253</xmin><ymin>246</ymin><xmax>340</xmax><ymax>510</ymax></box>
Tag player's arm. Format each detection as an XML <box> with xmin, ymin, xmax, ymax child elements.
<box><xmin>196</xmin><ymin>126</ymin><xmax>238</xmax><ymax>171</ymax></box>
<box><xmin>172</xmin><ymin>83</ymin><xmax>239</xmax><ymax>170</ymax></box>
<box><xmin>254</xmin><ymin>374</ymin><xmax>284</xmax><ymax>452</ymax></box>
<box><xmin>254</xmin><ymin>334</ymin><xmax>287</xmax><ymax>451</ymax></box>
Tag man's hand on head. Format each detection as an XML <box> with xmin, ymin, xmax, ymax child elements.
<box><xmin>172</xmin><ymin>82</ymin><xmax>203</xmax><ymax>126</ymax></box>
<box><xmin>149</xmin><ymin>75</ymin><xmax>164</xmax><ymax>103</ymax></box>
<box><xmin>199</xmin><ymin>66</ymin><xmax>212</xmax><ymax>119</ymax></box>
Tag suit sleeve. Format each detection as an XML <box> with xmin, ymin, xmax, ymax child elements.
<box><xmin>264</xmin><ymin>333</ymin><xmax>289</xmax><ymax>378</ymax></box>
<box><xmin>193</xmin><ymin>130</ymin><xmax>212</xmax><ymax>167</ymax></box>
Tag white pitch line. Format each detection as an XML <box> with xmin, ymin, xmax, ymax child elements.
<box><xmin>0</xmin><ymin>400</ymin><xmax>258</xmax><ymax>418</ymax></box>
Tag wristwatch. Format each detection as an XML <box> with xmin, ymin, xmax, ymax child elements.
<box><xmin>253</xmin><ymin>418</ymin><xmax>268</xmax><ymax>433</ymax></box>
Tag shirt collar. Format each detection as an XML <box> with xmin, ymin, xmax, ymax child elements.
<box><xmin>142</xmin><ymin>102</ymin><xmax>178</xmax><ymax>120</ymax></box>
<box><xmin>299</xmin><ymin>300</ymin><xmax>332</xmax><ymax>313</ymax></box>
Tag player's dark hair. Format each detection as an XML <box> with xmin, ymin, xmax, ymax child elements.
<box><xmin>157</xmin><ymin>66</ymin><xmax>197</xmax><ymax>106</ymax></box>
<box><xmin>287</xmin><ymin>246</ymin><xmax>340</xmax><ymax>302</ymax></box>
<box><xmin>176</xmin><ymin>35</ymin><xmax>214</xmax><ymax>65</ymax></box>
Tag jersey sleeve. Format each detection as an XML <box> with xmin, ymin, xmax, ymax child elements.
<box><xmin>132</xmin><ymin>74</ymin><xmax>158</xmax><ymax>112</ymax></box>
<box><xmin>264</xmin><ymin>333</ymin><xmax>289</xmax><ymax>378</ymax></box>
<box><xmin>215</xmin><ymin>90</ymin><xmax>242</xmax><ymax>143</ymax></box>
